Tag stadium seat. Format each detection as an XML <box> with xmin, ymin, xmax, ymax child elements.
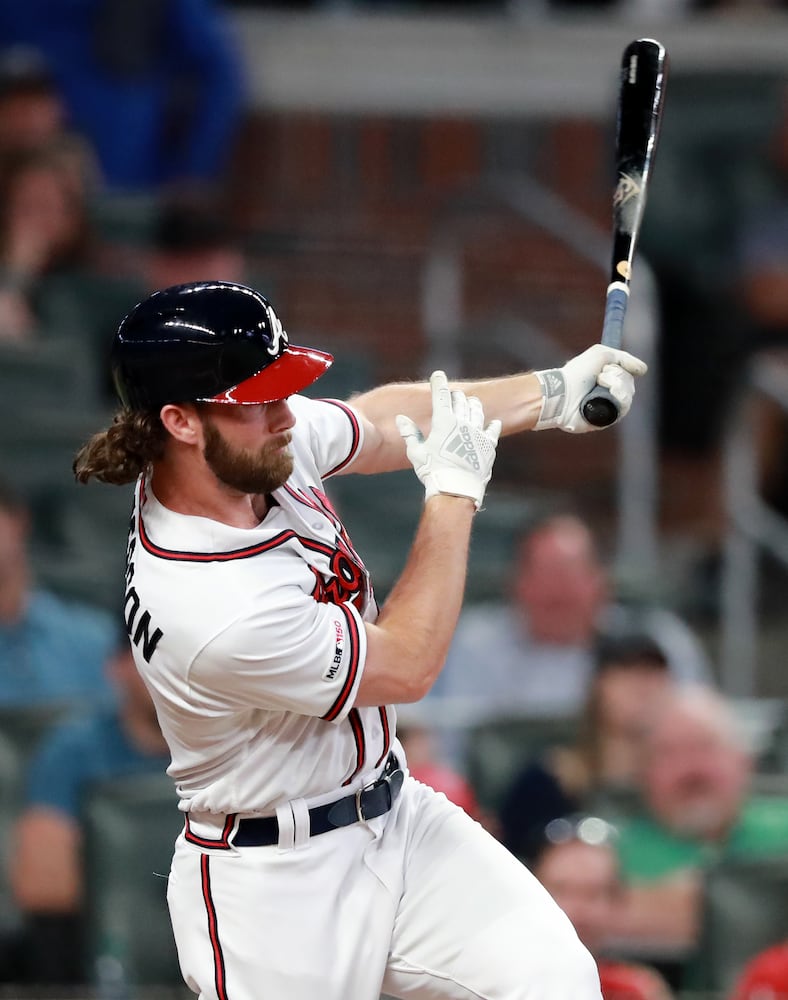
<box><xmin>694</xmin><ymin>855</ymin><xmax>788</xmax><ymax>995</ymax></box>
<box><xmin>301</xmin><ymin>342</ymin><xmax>375</xmax><ymax>402</ymax></box>
<box><xmin>0</xmin><ymin>730</ymin><xmax>24</xmax><ymax>941</ymax></box>
<box><xmin>0</xmin><ymin>339</ymin><xmax>98</xmax><ymax>413</ymax></box>
<box><xmin>82</xmin><ymin>774</ymin><xmax>184</xmax><ymax>989</ymax></box>
<box><xmin>464</xmin><ymin>715</ymin><xmax>578</xmax><ymax>814</ymax></box>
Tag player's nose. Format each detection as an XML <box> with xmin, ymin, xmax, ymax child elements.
<box><xmin>266</xmin><ymin>398</ymin><xmax>296</xmax><ymax>433</ymax></box>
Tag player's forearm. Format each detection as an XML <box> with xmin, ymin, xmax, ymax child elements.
<box><xmin>355</xmin><ymin>372</ymin><xmax>542</xmax><ymax>437</ymax></box>
<box><xmin>354</xmin><ymin>494</ymin><xmax>475</xmax><ymax>707</ymax></box>
<box><xmin>350</xmin><ymin>372</ymin><xmax>542</xmax><ymax>474</ymax></box>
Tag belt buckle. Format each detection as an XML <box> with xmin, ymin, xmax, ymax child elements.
<box><xmin>354</xmin><ymin>786</ymin><xmax>366</xmax><ymax>822</ymax></box>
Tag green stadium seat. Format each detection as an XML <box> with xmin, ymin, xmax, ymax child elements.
<box><xmin>301</xmin><ymin>342</ymin><xmax>375</xmax><ymax>402</ymax></box>
<box><xmin>0</xmin><ymin>339</ymin><xmax>98</xmax><ymax>412</ymax></box>
<box><xmin>464</xmin><ymin>714</ymin><xmax>578</xmax><ymax>814</ymax></box>
<box><xmin>694</xmin><ymin>855</ymin><xmax>788</xmax><ymax>995</ymax></box>
<box><xmin>83</xmin><ymin>774</ymin><xmax>185</xmax><ymax>990</ymax></box>
<box><xmin>0</xmin><ymin>730</ymin><xmax>25</xmax><ymax>940</ymax></box>
<box><xmin>326</xmin><ymin>473</ymin><xmax>535</xmax><ymax>603</ymax></box>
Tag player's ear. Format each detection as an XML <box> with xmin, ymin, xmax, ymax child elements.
<box><xmin>160</xmin><ymin>403</ymin><xmax>202</xmax><ymax>445</ymax></box>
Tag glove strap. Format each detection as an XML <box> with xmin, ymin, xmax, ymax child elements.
<box><xmin>534</xmin><ymin>369</ymin><xmax>566</xmax><ymax>429</ymax></box>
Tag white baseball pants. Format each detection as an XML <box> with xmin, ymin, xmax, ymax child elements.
<box><xmin>166</xmin><ymin>774</ymin><xmax>602</xmax><ymax>1000</ymax></box>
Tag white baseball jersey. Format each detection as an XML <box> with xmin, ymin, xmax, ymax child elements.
<box><xmin>124</xmin><ymin>391</ymin><xmax>603</xmax><ymax>1000</ymax></box>
<box><xmin>124</xmin><ymin>394</ymin><xmax>394</xmax><ymax>816</ymax></box>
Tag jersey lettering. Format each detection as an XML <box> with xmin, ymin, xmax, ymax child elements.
<box><xmin>309</xmin><ymin>552</ymin><xmax>365</xmax><ymax>610</ymax></box>
<box><xmin>322</xmin><ymin>618</ymin><xmax>345</xmax><ymax>681</ymax></box>
<box><xmin>125</xmin><ymin>510</ymin><xmax>165</xmax><ymax>662</ymax></box>
<box><xmin>286</xmin><ymin>483</ymin><xmax>370</xmax><ymax>612</ymax></box>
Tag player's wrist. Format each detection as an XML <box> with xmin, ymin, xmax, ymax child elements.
<box><xmin>424</xmin><ymin>491</ymin><xmax>477</xmax><ymax>513</ymax></box>
<box><xmin>425</xmin><ymin>468</ymin><xmax>490</xmax><ymax>510</ymax></box>
<box><xmin>533</xmin><ymin>368</ymin><xmax>567</xmax><ymax>431</ymax></box>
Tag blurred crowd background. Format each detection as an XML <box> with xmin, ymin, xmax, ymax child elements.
<box><xmin>2</xmin><ymin>0</ymin><xmax>788</xmax><ymax>998</ymax></box>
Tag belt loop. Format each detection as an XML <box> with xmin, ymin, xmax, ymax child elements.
<box><xmin>275</xmin><ymin>802</ymin><xmax>296</xmax><ymax>853</ymax></box>
<box><xmin>291</xmin><ymin>798</ymin><xmax>310</xmax><ymax>849</ymax></box>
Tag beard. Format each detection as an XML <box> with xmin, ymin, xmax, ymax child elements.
<box><xmin>200</xmin><ymin>413</ymin><xmax>294</xmax><ymax>495</ymax></box>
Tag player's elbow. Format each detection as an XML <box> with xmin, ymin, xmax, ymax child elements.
<box><xmin>355</xmin><ymin>665</ymin><xmax>436</xmax><ymax>707</ymax></box>
<box><xmin>395</xmin><ymin>671</ymin><xmax>434</xmax><ymax>704</ymax></box>
<box><xmin>356</xmin><ymin>629</ymin><xmax>444</xmax><ymax>706</ymax></box>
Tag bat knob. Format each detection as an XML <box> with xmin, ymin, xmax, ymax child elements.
<box><xmin>581</xmin><ymin>393</ymin><xmax>620</xmax><ymax>428</ymax></box>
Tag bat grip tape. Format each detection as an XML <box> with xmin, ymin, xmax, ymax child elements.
<box><xmin>600</xmin><ymin>283</ymin><xmax>629</xmax><ymax>349</ymax></box>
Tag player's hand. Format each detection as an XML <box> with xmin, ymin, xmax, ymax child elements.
<box><xmin>532</xmin><ymin>343</ymin><xmax>647</xmax><ymax>433</ymax></box>
<box><xmin>395</xmin><ymin>371</ymin><xmax>501</xmax><ymax>510</ymax></box>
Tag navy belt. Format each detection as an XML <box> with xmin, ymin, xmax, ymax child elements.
<box><xmin>232</xmin><ymin>754</ymin><xmax>404</xmax><ymax>847</ymax></box>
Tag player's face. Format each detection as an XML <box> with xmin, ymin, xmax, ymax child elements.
<box><xmin>198</xmin><ymin>400</ymin><xmax>296</xmax><ymax>495</ymax></box>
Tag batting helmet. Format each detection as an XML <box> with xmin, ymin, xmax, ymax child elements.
<box><xmin>111</xmin><ymin>281</ymin><xmax>333</xmax><ymax>411</ymax></box>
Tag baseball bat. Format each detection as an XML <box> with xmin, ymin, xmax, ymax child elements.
<box><xmin>580</xmin><ymin>37</ymin><xmax>668</xmax><ymax>428</ymax></box>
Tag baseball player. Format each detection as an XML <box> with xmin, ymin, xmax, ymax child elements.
<box><xmin>74</xmin><ymin>280</ymin><xmax>646</xmax><ymax>1000</ymax></box>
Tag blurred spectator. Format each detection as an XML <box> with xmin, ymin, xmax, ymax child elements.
<box><xmin>142</xmin><ymin>195</ymin><xmax>248</xmax><ymax>291</ymax></box>
<box><xmin>530</xmin><ymin>815</ymin><xmax>674</xmax><ymax>1000</ymax></box>
<box><xmin>0</xmin><ymin>0</ymin><xmax>246</xmax><ymax>192</ymax></box>
<box><xmin>729</xmin><ymin>940</ymin><xmax>788</xmax><ymax>1000</ymax></box>
<box><xmin>0</xmin><ymin>46</ymin><xmax>98</xmax><ymax>195</ymax></box>
<box><xmin>498</xmin><ymin>633</ymin><xmax>675</xmax><ymax>861</ymax></box>
<box><xmin>0</xmin><ymin>141</ymin><xmax>141</xmax><ymax>382</ymax></box>
<box><xmin>9</xmin><ymin>631</ymin><xmax>170</xmax><ymax>984</ymax></box>
<box><xmin>734</xmin><ymin>85</ymin><xmax>788</xmax><ymax>516</ymax></box>
<box><xmin>398</xmin><ymin>721</ymin><xmax>482</xmax><ymax>820</ymax></box>
<box><xmin>431</xmin><ymin>513</ymin><xmax>711</xmax><ymax>725</ymax></box>
<box><xmin>608</xmin><ymin>686</ymin><xmax>788</xmax><ymax>963</ymax></box>
<box><xmin>737</xmin><ymin>88</ymin><xmax>788</xmax><ymax>342</ymax></box>
<box><xmin>0</xmin><ymin>147</ymin><xmax>97</xmax><ymax>342</ymax></box>
<box><xmin>0</xmin><ymin>47</ymin><xmax>63</xmax><ymax>155</ymax></box>
<box><xmin>0</xmin><ymin>479</ymin><xmax>115</xmax><ymax>710</ymax></box>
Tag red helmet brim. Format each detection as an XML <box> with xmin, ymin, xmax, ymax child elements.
<box><xmin>204</xmin><ymin>345</ymin><xmax>334</xmax><ymax>404</ymax></box>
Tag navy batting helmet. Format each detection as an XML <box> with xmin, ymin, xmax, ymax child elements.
<box><xmin>111</xmin><ymin>281</ymin><xmax>333</xmax><ymax>411</ymax></box>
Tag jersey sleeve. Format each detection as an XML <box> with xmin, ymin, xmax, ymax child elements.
<box><xmin>289</xmin><ymin>394</ymin><xmax>363</xmax><ymax>479</ymax></box>
<box><xmin>189</xmin><ymin>591</ymin><xmax>366</xmax><ymax>724</ymax></box>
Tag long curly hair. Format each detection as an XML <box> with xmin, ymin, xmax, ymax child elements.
<box><xmin>73</xmin><ymin>408</ymin><xmax>167</xmax><ymax>485</ymax></box>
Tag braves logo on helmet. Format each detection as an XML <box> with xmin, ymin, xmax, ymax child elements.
<box><xmin>264</xmin><ymin>304</ymin><xmax>289</xmax><ymax>358</ymax></box>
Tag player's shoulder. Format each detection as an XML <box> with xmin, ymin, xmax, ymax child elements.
<box><xmin>290</xmin><ymin>393</ymin><xmax>360</xmax><ymax>439</ymax></box>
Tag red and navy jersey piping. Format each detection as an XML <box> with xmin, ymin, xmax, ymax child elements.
<box><xmin>341</xmin><ymin>708</ymin><xmax>366</xmax><ymax>786</ymax></box>
<box><xmin>139</xmin><ymin>512</ymin><xmax>338</xmax><ymax>565</ymax></box>
<box><xmin>184</xmin><ymin>813</ymin><xmax>236</xmax><ymax>850</ymax></box>
<box><xmin>319</xmin><ymin>399</ymin><xmax>362</xmax><ymax>478</ymax></box>
<box><xmin>320</xmin><ymin>603</ymin><xmax>361</xmax><ymax>722</ymax></box>
<box><xmin>374</xmin><ymin>706</ymin><xmax>391</xmax><ymax>768</ymax></box>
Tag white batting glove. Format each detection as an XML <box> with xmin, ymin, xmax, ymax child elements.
<box><xmin>396</xmin><ymin>371</ymin><xmax>502</xmax><ymax>510</ymax></box>
<box><xmin>533</xmin><ymin>343</ymin><xmax>648</xmax><ymax>433</ymax></box>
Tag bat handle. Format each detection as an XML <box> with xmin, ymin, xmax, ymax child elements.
<box><xmin>580</xmin><ymin>283</ymin><xmax>629</xmax><ymax>428</ymax></box>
